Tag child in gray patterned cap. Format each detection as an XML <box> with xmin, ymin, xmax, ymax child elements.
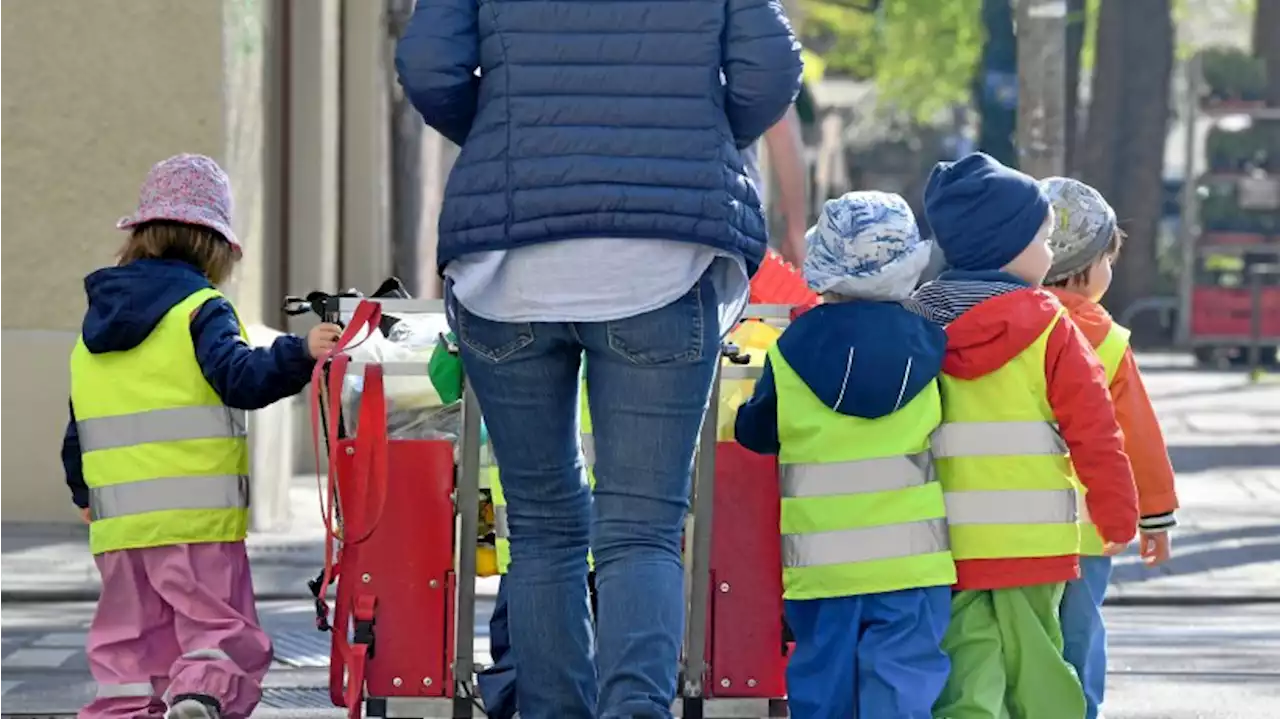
<box><xmin>735</xmin><ymin>191</ymin><xmax>956</xmax><ymax>719</ymax></box>
<box><xmin>1041</xmin><ymin>176</ymin><xmax>1179</xmax><ymax>719</ymax></box>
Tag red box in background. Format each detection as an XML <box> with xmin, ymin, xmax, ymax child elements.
<box><xmin>1190</xmin><ymin>287</ymin><xmax>1280</xmax><ymax>338</ymax></box>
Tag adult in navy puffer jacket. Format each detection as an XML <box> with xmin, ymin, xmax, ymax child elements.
<box><xmin>395</xmin><ymin>0</ymin><xmax>803</xmax><ymax>273</ymax></box>
<box><xmin>397</xmin><ymin>4</ymin><xmax>801</xmax><ymax>718</ymax></box>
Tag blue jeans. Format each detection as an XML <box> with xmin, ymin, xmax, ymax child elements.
<box><xmin>1061</xmin><ymin>555</ymin><xmax>1114</xmax><ymax>719</ymax></box>
<box><xmin>784</xmin><ymin>588</ymin><xmax>951</xmax><ymax>719</ymax></box>
<box><xmin>449</xmin><ymin>274</ymin><xmax>719</xmax><ymax>719</ymax></box>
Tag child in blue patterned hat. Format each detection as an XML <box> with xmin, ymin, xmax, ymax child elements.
<box><xmin>735</xmin><ymin>191</ymin><xmax>955</xmax><ymax>719</ymax></box>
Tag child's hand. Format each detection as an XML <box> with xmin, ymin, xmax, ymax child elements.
<box><xmin>79</xmin><ymin>507</ymin><xmax>91</xmax><ymax>525</ymax></box>
<box><xmin>307</xmin><ymin>323</ymin><xmax>344</xmax><ymax>359</ymax></box>
<box><xmin>1102</xmin><ymin>540</ymin><xmax>1130</xmax><ymax>557</ymax></box>
<box><xmin>1140</xmin><ymin>531</ymin><xmax>1172</xmax><ymax>567</ymax></box>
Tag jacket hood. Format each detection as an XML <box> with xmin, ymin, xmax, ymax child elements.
<box><xmin>775</xmin><ymin>301</ymin><xmax>946</xmax><ymax>419</ymax></box>
<box><xmin>1046</xmin><ymin>288</ymin><xmax>1112</xmax><ymax>348</ymax></box>
<box><xmin>942</xmin><ymin>286</ymin><xmax>1066</xmax><ymax>379</ymax></box>
<box><xmin>81</xmin><ymin>259</ymin><xmax>213</xmax><ymax>353</ymax></box>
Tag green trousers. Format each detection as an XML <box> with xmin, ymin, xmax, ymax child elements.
<box><xmin>933</xmin><ymin>584</ymin><xmax>1085</xmax><ymax>719</ymax></box>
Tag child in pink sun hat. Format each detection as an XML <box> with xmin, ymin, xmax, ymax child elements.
<box><xmin>65</xmin><ymin>154</ymin><xmax>342</xmax><ymax>719</ymax></box>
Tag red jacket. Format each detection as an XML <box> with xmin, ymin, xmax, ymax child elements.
<box><xmin>943</xmin><ymin>288</ymin><xmax>1139</xmax><ymax>590</ymax></box>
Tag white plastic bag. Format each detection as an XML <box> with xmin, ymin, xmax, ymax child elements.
<box><xmin>340</xmin><ymin>314</ymin><xmax>462</xmax><ymax>440</ymax></box>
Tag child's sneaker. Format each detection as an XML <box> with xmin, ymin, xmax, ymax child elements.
<box><xmin>166</xmin><ymin>694</ymin><xmax>222</xmax><ymax>719</ymax></box>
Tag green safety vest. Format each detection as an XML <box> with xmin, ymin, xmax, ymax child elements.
<box><xmin>771</xmin><ymin>346</ymin><xmax>956</xmax><ymax>600</ymax></box>
<box><xmin>490</xmin><ymin>385</ymin><xmax>594</xmax><ymax>575</ymax></box>
<box><xmin>933</xmin><ymin>308</ymin><xmax>1082</xmax><ymax>561</ymax></box>
<box><xmin>69</xmin><ymin>287</ymin><xmax>250</xmax><ymax>556</ymax></box>
<box><xmin>1077</xmin><ymin>322</ymin><xmax>1133</xmax><ymax>555</ymax></box>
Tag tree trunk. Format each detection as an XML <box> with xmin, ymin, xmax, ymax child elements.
<box><xmin>1079</xmin><ymin>0</ymin><xmax>1174</xmax><ymax>325</ymax></box>
<box><xmin>975</xmin><ymin>0</ymin><xmax>1019</xmax><ymax>167</ymax></box>
<box><xmin>1257</xmin><ymin>0</ymin><xmax>1280</xmax><ymax>173</ymax></box>
<box><xmin>1064</xmin><ymin>0</ymin><xmax>1086</xmax><ymax>174</ymax></box>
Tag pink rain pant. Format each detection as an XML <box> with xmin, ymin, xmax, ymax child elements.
<box><xmin>79</xmin><ymin>541</ymin><xmax>272</xmax><ymax>719</ymax></box>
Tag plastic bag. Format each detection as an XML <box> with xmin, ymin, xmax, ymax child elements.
<box><xmin>341</xmin><ymin>314</ymin><xmax>462</xmax><ymax>440</ymax></box>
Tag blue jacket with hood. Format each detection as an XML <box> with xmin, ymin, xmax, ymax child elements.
<box><xmin>734</xmin><ymin>301</ymin><xmax>947</xmax><ymax>455</ymax></box>
<box><xmin>394</xmin><ymin>0</ymin><xmax>804</xmax><ymax>276</ymax></box>
<box><xmin>62</xmin><ymin>259</ymin><xmax>316</xmax><ymax>508</ymax></box>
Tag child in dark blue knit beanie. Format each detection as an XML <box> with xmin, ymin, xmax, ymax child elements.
<box><xmin>910</xmin><ymin>153</ymin><xmax>1140</xmax><ymax>719</ymax></box>
<box><xmin>923</xmin><ymin>152</ymin><xmax>1053</xmax><ymax>284</ymax></box>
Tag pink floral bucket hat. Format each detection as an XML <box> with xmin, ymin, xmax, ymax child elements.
<box><xmin>117</xmin><ymin>153</ymin><xmax>240</xmax><ymax>251</ymax></box>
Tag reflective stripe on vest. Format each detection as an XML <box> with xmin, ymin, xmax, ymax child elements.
<box><xmin>945</xmin><ymin>489</ymin><xmax>1077</xmax><ymax>525</ymax></box>
<box><xmin>935</xmin><ymin>305</ymin><xmax>1082</xmax><ymax>562</ymax></box>
<box><xmin>89</xmin><ymin>475</ymin><xmax>249</xmax><ymax>521</ymax></box>
<box><xmin>783</xmin><ymin>518</ymin><xmax>950</xmax><ymax>567</ymax></box>
<box><xmin>931</xmin><ymin>421</ymin><xmax>1067</xmax><ymax>458</ymax></box>
<box><xmin>781</xmin><ymin>451</ymin><xmax>932</xmax><ymax>498</ymax></box>
<box><xmin>78</xmin><ymin>405</ymin><xmax>246</xmax><ymax>453</ymax></box>
<box><xmin>1079</xmin><ymin>321</ymin><xmax>1133</xmax><ymax>555</ymax></box>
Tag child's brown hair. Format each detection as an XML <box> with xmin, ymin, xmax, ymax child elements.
<box><xmin>1046</xmin><ymin>227</ymin><xmax>1126</xmax><ymax>289</ymax></box>
<box><xmin>118</xmin><ymin>221</ymin><xmax>240</xmax><ymax>285</ymax></box>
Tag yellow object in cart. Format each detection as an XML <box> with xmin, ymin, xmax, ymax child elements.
<box><xmin>718</xmin><ymin>320</ymin><xmax>782</xmax><ymax>441</ymax></box>
<box><xmin>477</xmin><ymin>545</ymin><xmax>499</xmax><ymax>577</ymax></box>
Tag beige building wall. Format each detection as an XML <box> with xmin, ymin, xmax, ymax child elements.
<box><xmin>2</xmin><ymin>0</ymin><xmax>227</xmax><ymax>522</ymax></box>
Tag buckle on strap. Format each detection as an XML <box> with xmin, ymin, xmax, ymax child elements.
<box><xmin>352</xmin><ymin>594</ymin><xmax>377</xmax><ymax>659</ymax></box>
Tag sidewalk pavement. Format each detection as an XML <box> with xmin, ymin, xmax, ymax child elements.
<box><xmin>3</xmin><ymin>358</ymin><xmax>1278</xmax><ymax>607</ymax></box>
<box><xmin>0</xmin><ymin>597</ymin><xmax>497</xmax><ymax>718</ymax></box>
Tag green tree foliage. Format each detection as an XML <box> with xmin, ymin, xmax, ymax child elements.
<box><xmin>799</xmin><ymin>0</ymin><xmax>984</xmax><ymax>120</ymax></box>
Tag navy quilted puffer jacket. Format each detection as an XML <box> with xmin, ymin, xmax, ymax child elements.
<box><xmin>395</xmin><ymin>0</ymin><xmax>803</xmax><ymax>276</ymax></box>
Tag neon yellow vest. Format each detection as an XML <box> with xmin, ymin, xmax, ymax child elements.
<box><xmin>1078</xmin><ymin>322</ymin><xmax>1132</xmax><ymax>555</ymax></box>
<box><xmin>491</xmin><ymin>384</ymin><xmax>594</xmax><ymax>575</ymax></box>
<box><xmin>932</xmin><ymin>309</ymin><xmax>1081</xmax><ymax>561</ymax></box>
<box><xmin>69</xmin><ymin>287</ymin><xmax>250</xmax><ymax>556</ymax></box>
<box><xmin>770</xmin><ymin>347</ymin><xmax>956</xmax><ymax>600</ymax></box>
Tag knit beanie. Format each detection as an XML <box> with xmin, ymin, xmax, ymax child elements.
<box><xmin>802</xmin><ymin>191</ymin><xmax>931</xmax><ymax>301</ymax></box>
<box><xmin>1040</xmin><ymin>177</ymin><xmax>1118</xmax><ymax>283</ymax></box>
<box><xmin>923</xmin><ymin>152</ymin><xmax>1050</xmax><ymax>271</ymax></box>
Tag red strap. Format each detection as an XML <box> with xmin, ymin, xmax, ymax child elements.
<box><xmin>309</xmin><ymin>300</ymin><xmax>385</xmax><ymax>621</ymax></box>
<box><xmin>307</xmin><ymin>299</ymin><xmax>387</xmax><ymax>719</ymax></box>
<box><xmin>341</xmin><ymin>595</ymin><xmax>378</xmax><ymax>719</ymax></box>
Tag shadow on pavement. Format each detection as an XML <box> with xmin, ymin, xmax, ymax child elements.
<box><xmin>1111</xmin><ymin>540</ymin><xmax>1280</xmax><ymax>585</ymax></box>
<box><xmin>1168</xmin><ymin>443</ymin><xmax>1280</xmax><ymax>473</ymax></box>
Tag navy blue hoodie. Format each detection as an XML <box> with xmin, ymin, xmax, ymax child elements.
<box><xmin>62</xmin><ymin>259</ymin><xmax>315</xmax><ymax>508</ymax></box>
<box><xmin>733</xmin><ymin>301</ymin><xmax>947</xmax><ymax>455</ymax></box>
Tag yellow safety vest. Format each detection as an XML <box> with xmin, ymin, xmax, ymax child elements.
<box><xmin>490</xmin><ymin>384</ymin><xmax>595</xmax><ymax>575</ymax></box>
<box><xmin>771</xmin><ymin>346</ymin><xmax>956</xmax><ymax>600</ymax></box>
<box><xmin>69</xmin><ymin>287</ymin><xmax>250</xmax><ymax>556</ymax></box>
<box><xmin>932</xmin><ymin>308</ymin><xmax>1081</xmax><ymax>561</ymax></box>
<box><xmin>1077</xmin><ymin>322</ymin><xmax>1132</xmax><ymax>555</ymax></box>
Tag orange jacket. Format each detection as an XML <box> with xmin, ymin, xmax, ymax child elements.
<box><xmin>1049</xmin><ymin>289</ymin><xmax>1179</xmax><ymax>527</ymax></box>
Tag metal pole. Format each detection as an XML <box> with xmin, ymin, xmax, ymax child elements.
<box><xmin>1014</xmin><ymin>0</ymin><xmax>1067</xmax><ymax>178</ymax></box>
<box><xmin>1249</xmin><ymin>266</ymin><xmax>1263</xmax><ymax>378</ymax></box>
<box><xmin>682</xmin><ymin>365</ymin><xmax>721</xmax><ymax>712</ymax></box>
<box><xmin>454</xmin><ymin>382</ymin><xmax>482</xmax><ymax>711</ymax></box>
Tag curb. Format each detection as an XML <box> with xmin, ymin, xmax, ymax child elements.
<box><xmin>1103</xmin><ymin>594</ymin><xmax>1280</xmax><ymax>607</ymax></box>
